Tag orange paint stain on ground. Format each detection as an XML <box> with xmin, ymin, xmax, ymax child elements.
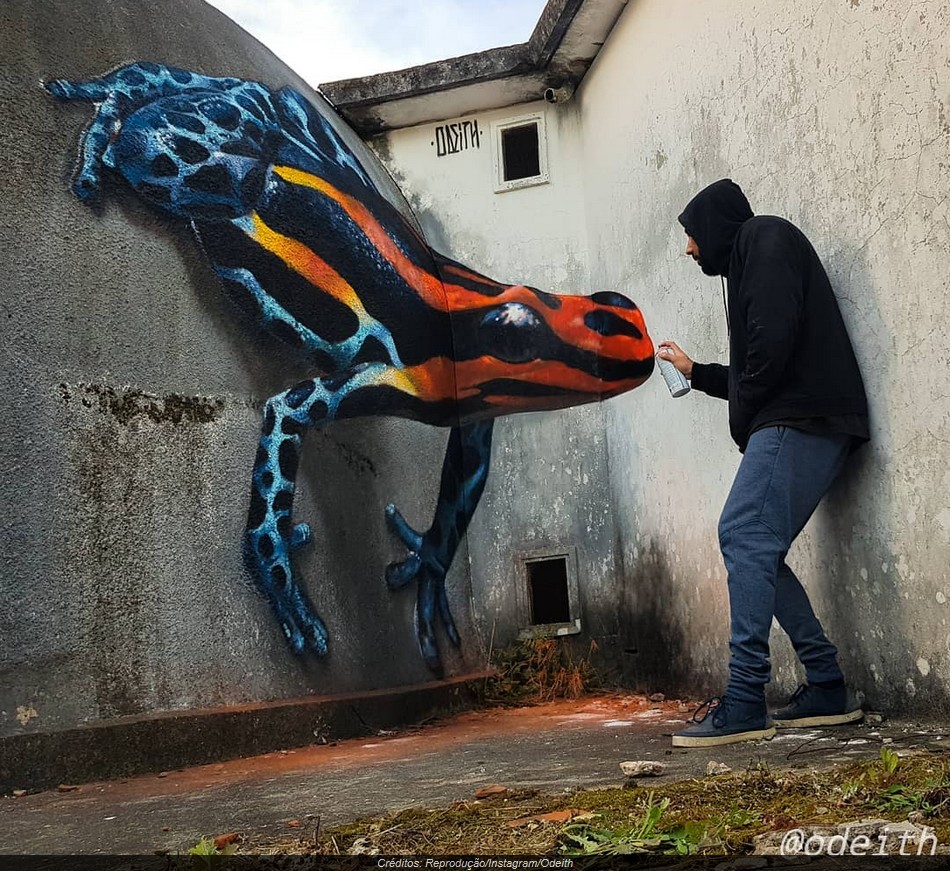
<box><xmin>17</xmin><ymin>695</ymin><xmax>690</xmax><ymax>805</ymax></box>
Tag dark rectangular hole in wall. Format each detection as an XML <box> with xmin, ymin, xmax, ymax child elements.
<box><xmin>501</xmin><ymin>123</ymin><xmax>540</xmax><ymax>181</ymax></box>
<box><xmin>527</xmin><ymin>557</ymin><xmax>571</xmax><ymax>625</ymax></box>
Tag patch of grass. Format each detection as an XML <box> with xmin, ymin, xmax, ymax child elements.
<box><xmin>185</xmin><ymin>836</ymin><xmax>238</xmax><ymax>870</ymax></box>
<box><xmin>479</xmin><ymin>636</ymin><xmax>600</xmax><ymax>706</ymax></box>
<box><xmin>879</xmin><ymin>746</ymin><xmax>900</xmax><ymax>775</ymax></box>
<box><xmin>243</xmin><ymin>752</ymin><xmax>950</xmax><ymax>856</ymax></box>
<box><xmin>877</xmin><ymin>779</ymin><xmax>950</xmax><ymax>818</ymax></box>
<box><xmin>560</xmin><ymin>792</ymin><xmax>705</xmax><ymax>856</ymax></box>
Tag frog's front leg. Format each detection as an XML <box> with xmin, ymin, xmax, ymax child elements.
<box><xmin>45</xmin><ymin>62</ymin><xmax>245</xmax><ymax>202</ymax></box>
<box><xmin>385</xmin><ymin>421</ymin><xmax>495</xmax><ymax>674</ymax></box>
<box><xmin>246</xmin><ymin>362</ymin><xmax>450</xmax><ymax>655</ymax></box>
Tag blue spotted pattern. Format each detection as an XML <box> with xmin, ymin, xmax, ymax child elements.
<box><xmin>47</xmin><ymin>62</ymin><xmax>493</xmax><ymax>673</ymax></box>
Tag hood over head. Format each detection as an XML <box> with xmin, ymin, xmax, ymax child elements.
<box><xmin>678</xmin><ymin>179</ymin><xmax>754</xmax><ymax>276</ymax></box>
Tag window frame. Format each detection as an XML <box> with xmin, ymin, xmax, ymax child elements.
<box><xmin>516</xmin><ymin>545</ymin><xmax>581</xmax><ymax>638</ymax></box>
<box><xmin>491</xmin><ymin>112</ymin><xmax>549</xmax><ymax>193</ymax></box>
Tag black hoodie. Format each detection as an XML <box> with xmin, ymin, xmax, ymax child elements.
<box><xmin>678</xmin><ymin>179</ymin><xmax>869</xmax><ymax>452</ymax></box>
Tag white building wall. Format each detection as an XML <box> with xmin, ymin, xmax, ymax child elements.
<box><xmin>372</xmin><ymin>0</ymin><xmax>950</xmax><ymax>711</ymax></box>
<box><xmin>577</xmin><ymin>0</ymin><xmax>950</xmax><ymax>709</ymax></box>
<box><xmin>372</xmin><ymin>103</ymin><xmax>627</xmax><ymax>663</ymax></box>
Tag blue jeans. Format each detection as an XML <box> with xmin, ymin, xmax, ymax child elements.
<box><xmin>719</xmin><ymin>426</ymin><xmax>851</xmax><ymax>704</ymax></box>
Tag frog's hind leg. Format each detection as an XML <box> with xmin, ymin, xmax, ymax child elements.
<box><xmin>245</xmin><ymin>362</ymin><xmax>452</xmax><ymax>656</ymax></box>
<box><xmin>385</xmin><ymin>421</ymin><xmax>494</xmax><ymax>674</ymax></box>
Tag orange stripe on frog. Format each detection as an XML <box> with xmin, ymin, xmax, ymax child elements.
<box><xmin>270</xmin><ymin>166</ymin><xmax>652</xmax><ymax>367</ymax></box>
<box><xmin>272</xmin><ymin>165</ymin><xmax>449</xmax><ymax>310</ymax></box>
<box><xmin>397</xmin><ymin>357</ymin><xmax>646</xmax><ymax>404</ymax></box>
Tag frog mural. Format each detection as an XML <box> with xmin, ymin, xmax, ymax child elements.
<box><xmin>46</xmin><ymin>63</ymin><xmax>655</xmax><ymax>675</ymax></box>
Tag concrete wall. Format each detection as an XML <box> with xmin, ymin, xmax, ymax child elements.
<box><xmin>581</xmin><ymin>0</ymin><xmax>950</xmax><ymax>712</ymax></box>
<box><xmin>373</xmin><ymin>103</ymin><xmax>629</xmax><ymax>667</ymax></box>
<box><xmin>0</xmin><ymin>0</ymin><xmax>483</xmax><ymax>741</ymax></box>
<box><xmin>375</xmin><ymin>0</ymin><xmax>950</xmax><ymax>712</ymax></box>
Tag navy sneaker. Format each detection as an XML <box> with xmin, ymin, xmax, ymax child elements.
<box><xmin>672</xmin><ymin>695</ymin><xmax>776</xmax><ymax>748</ymax></box>
<box><xmin>771</xmin><ymin>683</ymin><xmax>864</xmax><ymax>728</ymax></box>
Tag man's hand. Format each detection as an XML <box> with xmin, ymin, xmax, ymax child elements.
<box><xmin>657</xmin><ymin>341</ymin><xmax>694</xmax><ymax>380</ymax></box>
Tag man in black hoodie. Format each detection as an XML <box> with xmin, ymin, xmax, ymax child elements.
<box><xmin>660</xmin><ymin>179</ymin><xmax>869</xmax><ymax>748</ymax></box>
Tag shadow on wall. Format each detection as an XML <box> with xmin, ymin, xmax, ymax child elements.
<box><xmin>812</xmin><ymin>237</ymin><xmax>948</xmax><ymax>717</ymax></box>
<box><xmin>821</xmin><ymin>444</ymin><xmax>948</xmax><ymax>715</ymax></box>
<box><xmin>620</xmin><ymin>536</ymin><xmax>699</xmax><ymax>699</ymax></box>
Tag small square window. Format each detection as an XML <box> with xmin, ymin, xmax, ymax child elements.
<box><xmin>492</xmin><ymin>114</ymin><xmax>548</xmax><ymax>192</ymax></box>
<box><xmin>518</xmin><ymin>546</ymin><xmax>580</xmax><ymax>638</ymax></box>
<box><xmin>501</xmin><ymin>124</ymin><xmax>541</xmax><ymax>181</ymax></box>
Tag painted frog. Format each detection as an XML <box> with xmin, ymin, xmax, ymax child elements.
<box><xmin>46</xmin><ymin>63</ymin><xmax>655</xmax><ymax>674</ymax></box>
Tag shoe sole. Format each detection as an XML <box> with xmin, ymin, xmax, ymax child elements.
<box><xmin>772</xmin><ymin>708</ymin><xmax>864</xmax><ymax>728</ymax></box>
<box><xmin>672</xmin><ymin>724</ymin><xmax>776</xmax><ymax>748</ymax></box>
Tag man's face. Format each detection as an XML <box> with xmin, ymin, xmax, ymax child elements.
<box><xmin>685</xmin><ymin>235</ymin><xmax>700</xmax><ymax>265</ymax></box>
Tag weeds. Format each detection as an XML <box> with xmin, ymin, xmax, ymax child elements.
<box><xmin>879</xmin><ymin>746</ymin><xmax>900</xmax><ymax>775</ymax></box>
<box><xmin>186</xmin><ymin>836</ymin><xmax>238</xmax><ymax>870</ymax></box>
<box><xmin>481</xmin><ymin>636</ymin><xmax>599</xmax><ymax>705</ymax></box>
<box><xmin>877</xmin><ymin>782</ymin><xmax>950</xmax><ymax>818</ymax></box>
<box><xmin>560</xmin><ymin>792</ymin><xmax>703</xmax><ymax>856</ymax></box>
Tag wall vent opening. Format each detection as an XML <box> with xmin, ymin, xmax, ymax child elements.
<box><xmin>527</xmin><ymin>557</ymin><xmax>570</xmax><ymax>625</ymax></box>
<box><xmin>492</xmin><ymin>113</ymin><xmax>549</xmax><ymax>192</ymax></box>
<box><xmin>518</xmin><ymin>546</ymin><xmax>581</xmax><ymax>638</ymax></box>
<box><xmin>501</xmin><ymin>123</ymin><xmax>540</xmax><ymax>182</ymax></box>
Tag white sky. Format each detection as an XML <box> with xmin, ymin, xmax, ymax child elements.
<box><xmin>205</xmin><ymin>0</ymin><xmax>548</xmax><ymax>86</ymax></box>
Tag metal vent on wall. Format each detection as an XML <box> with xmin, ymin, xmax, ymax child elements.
<box><xmin>518</xmin><ymin>546</ymin><xmax>581</xmax><ymax>638</ymax></box>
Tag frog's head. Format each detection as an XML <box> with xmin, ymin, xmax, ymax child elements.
<box><xmin>448</xmin><ymin>284</ymin><xmax>654</xmax><ymax>419</ymax></box>
<box><xmin>580</xmin><ymin>290</ymin><xmax>656</xmax><ymax>398</ymax></box>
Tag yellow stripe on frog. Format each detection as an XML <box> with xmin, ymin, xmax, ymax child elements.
<box><xmin>248</xmin><ymin>212</ymin><xmax>368</xmax><ymax>317</ymax></box>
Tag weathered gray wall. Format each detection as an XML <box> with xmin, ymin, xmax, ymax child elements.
<box><xmin>0</xmin><ymin>0</ymin><xmax>482</xmax><ymax>741</ymax></box>
<box><xmin>579</xmin><ymin>0</ymin><xmax>950</xmax><ymax>711</ymax></box>
<box><xmin>374</xmin><ymin>0</ymin><xmax>950</xmax><ymax>713</ymax></box>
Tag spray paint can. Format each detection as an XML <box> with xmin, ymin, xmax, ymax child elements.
<box><xmin>656</xmin><ymin>354</ymin><xmax>691</xmax><ymax>398</ymax></box>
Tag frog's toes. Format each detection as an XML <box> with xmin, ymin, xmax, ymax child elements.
<box><xmin>385</xmin><ymin>503</ymin><xmax>423</xmax><ymax>552</ymax></box>
<box><xmin>290</xmin><ymin>522</ymin><xmax>311</xmax><ymax>551</ymax></box>
<box><xmin>43</xmin><ymin>78</ymin><xmax>85</xmax><ymax>101</ymax></box>
<box><xmin>281</xmin><ymin>619</ymin><xmax>306</xmax><ymax>655</ymax></box>
<box><xmin>415</xmin><ymin>572</ymin><xmax>460</xmax><ymax>677</ymax></box>
<box><xmin>72</xmin><ymin>170</ymin><xmax>102</xmax><ymax>202</ymax></box>
<box><xmin>385</xmin><ymin>553</ymin><xmax>422</xmax><ymax>591</ymax></box>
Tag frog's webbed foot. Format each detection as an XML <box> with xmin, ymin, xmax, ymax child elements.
<box><xmin>243</xmin><ymin>520</ymin><xmax>327</xmax><ymax>655</ymax></box>
<box><xmin>44</xmin><ymin>76</ymin><xmax>115</xmax><ymax>201</ymax></box>
<box><xmin>244</xmin><ymin>385</ymin><xmax>331</xmax><ymax>656</ymax></box>
<box><xmin>385</xmin><ymin>505</ymin><xmax>459</xmax><ymax>676</ymax></box>
<box><xmin>247</xmin><ymin>363</ymin><xmax>431</xmax><ymax>656</ymax></box>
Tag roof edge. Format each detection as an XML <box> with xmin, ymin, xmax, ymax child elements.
<box><xmin>320</xmin><ymin>44</ymin><xmax>533</xmax><ymax>109</ymax></box>
<box><xmin>320</xmin><ymin>0</ymin><xmax>613</xmax><ymax>133</ymax></box>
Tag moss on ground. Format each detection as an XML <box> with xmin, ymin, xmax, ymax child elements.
<box><xmin>242</xmin><ymin>749</ymin><xmax>950</xmax><ymax>856</ymax></box>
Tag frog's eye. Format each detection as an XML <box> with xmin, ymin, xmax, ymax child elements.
<box><xmin>588</xmin><ymin>291</ymin><xmax>637</xmax><ymax>310</ymax></box>
<box><xmin>483</xmin><ymin>303</ymin><xmax>540</xmax><ymax>328</ymax></box>
<box><xmin>479</xmin><ymin>303</ymin><xmax>544</xmax><ymax>364</ymax></box>
<box><xmin>584</xmin><ymin>309</ymin><xmax>643</xmax><ymax>340</ymax></box>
